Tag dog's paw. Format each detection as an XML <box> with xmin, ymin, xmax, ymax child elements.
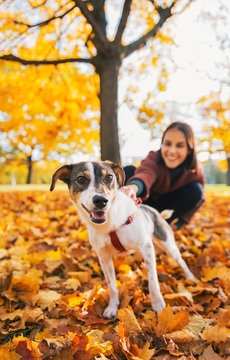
<box><xmin>184</xmin><ymin>269</ymin><xmax>195</xmax><ymax>281</ymax></box>
<box><xmin>185</xmin><ymin>272</ymin><xmax>195</xmax><ymax>281</ymax></box>
<box><xmin>152</xmin><ymin>299</ymin><xmax>166</xmax><ymax>314</ymax></box>
<box><xmin>103</xmin><ymin>305</ymin><xmax>118</xmax><ymax>319</ymax></box>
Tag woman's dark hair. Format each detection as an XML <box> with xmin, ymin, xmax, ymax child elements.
<box><xmin>160</xmin><ymin>122</ymin><xmax>197</xmax><ymax>170</ymax></box>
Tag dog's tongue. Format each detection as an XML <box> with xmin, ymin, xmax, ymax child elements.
<box><xmin>92</xmin><ymin>211</ymin><xmax>106</xmax><ymax>220</ymax></box>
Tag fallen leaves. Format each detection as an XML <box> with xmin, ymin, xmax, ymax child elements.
<box><xmin>152</xmin><ymin>305</ymin><xmax>189</xmax><ymax>337</ymax></box>
<box><xmin>0</xmin><ymin>189</ymin><xmax>230</xmax><ymax>359</ymax></box>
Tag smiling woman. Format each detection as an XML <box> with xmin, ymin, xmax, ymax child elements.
<box><xmin>161</xmin><ymin>128</ymin><xmax>190</xmax><ymax>168</ymax></box>
<box><xmin>122</xmin><ymin>122</ymin><xmax>206</xmax><ymax>230</ymax></box>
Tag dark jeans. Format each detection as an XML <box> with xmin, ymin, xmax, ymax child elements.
<box><xmin>124</xmin><ymin>165</ymin><xmax>203</xmax><ymax>223</ymax></box>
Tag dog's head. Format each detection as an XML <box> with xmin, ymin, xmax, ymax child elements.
<box><xmin>50</xmin><ymin>161</ymin><xmax>125</xmax><ymax>225</ymax></box>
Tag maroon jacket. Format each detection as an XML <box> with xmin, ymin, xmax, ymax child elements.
<box><xmin>128</xmin><ymin>150</ymin><xmax>206</xmax><ymax>223</ymax></box>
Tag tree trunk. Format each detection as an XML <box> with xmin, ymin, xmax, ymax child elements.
<box><xmin>94</xmin><ymin>52</ymin><xmax>121</xmax><ymax>164</ymax></box>
<box><xmin>26</xmin><ymin>155</ymin><xmax>33</xmax><ymax>184</ymax></box>
<box><xmin>227</xmin><ymin>157</ymin><xmax>230</xmax><ymax>186</ymax></box>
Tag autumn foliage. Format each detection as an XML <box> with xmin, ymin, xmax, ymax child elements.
<box><xmin>0</xmin><ymin>188</ymin><xmax>230</xmax><ymax>359</ymax></box>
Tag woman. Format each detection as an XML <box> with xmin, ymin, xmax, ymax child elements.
<box><xmin>122</xmin><ymin>122</ymin><xmax>205</xmax><ymax>230</ymax></box>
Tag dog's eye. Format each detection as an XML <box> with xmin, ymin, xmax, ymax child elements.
<box><xmin>76</xmin><ymin>176</ymin><xmax>89</xmax><ymax>185</ymax></box>
<box><xmin>104</xmin><ymin>174</ymin><xmax>113</xmax><ymax>183</ymax></box>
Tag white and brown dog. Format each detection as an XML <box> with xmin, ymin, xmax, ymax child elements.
<box><xmin>50</xmin><ymin>161</ymin><xmax>194</xmax><ymax>318</ymax></box>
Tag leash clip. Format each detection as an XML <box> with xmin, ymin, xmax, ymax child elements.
<box><xmin>126</xmin><ymin>216</ymin><xmax>133</xmax><ymax>224</ymax></box>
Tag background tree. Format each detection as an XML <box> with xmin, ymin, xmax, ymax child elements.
<box><xmin>196</xmin><ymin>0</ymin><xmax>230</xmax><ymax>185</ymax></box>
<box><xmin>0</xmin><ymin>62</ymin><xmax>99</xmax><ymax>183</ymax></box>
<box><xmin>0</xmin><ymin>0</ymin><xmax>192</xmax><ymax>164</ymax></box>
<box><xmin>198</xmin><ymin>94</ymin><xmax>230</xmax><ymax>185</ymax></box>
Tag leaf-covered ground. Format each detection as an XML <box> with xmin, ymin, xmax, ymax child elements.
<box><xmin>0</xmin><ymin>189</ymin><xmax>230</xmax><ymax>359</ymax></box>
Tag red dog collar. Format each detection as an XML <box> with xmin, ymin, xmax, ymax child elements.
<box><xmin>109</xmin><ymin>198</ymin><xmax>142</xmax><ymax>252</ymax></box>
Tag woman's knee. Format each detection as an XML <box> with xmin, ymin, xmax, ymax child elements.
<box><xmin>182</xmin><ymin>181</ymin><xmax>204</xmax><ymax>208</ymax></box>
<box><xmin>188</xmin><ymin>181</ymin><xmax>203</xmax><ymax>198</ymax></box>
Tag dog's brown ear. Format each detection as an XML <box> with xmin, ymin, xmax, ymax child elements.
<box><xmin>105</xmin><ymin>161</ymin><xmax>125</xmax><ymax>187</ymax></box>
<box><xmin>50</xmin><ymin>165</ymin><xmax>73</xmax><ymax>191</ymax></box>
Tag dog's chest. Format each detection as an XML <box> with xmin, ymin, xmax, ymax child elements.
<box><xmin>115</xmin><ymin>221</ymin><xmax>146</xmax><ymax>250</ymax></box>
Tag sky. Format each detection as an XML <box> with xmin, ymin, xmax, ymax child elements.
<box><xmin>118</xmin><ymin>0</ymin><xmax>229</xmax><ymax>165</ymax></box>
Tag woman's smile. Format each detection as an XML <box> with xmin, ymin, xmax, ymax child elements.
<box><xmin>161</xmin><ymin>128</ymin><xmax>189</xmax><ymax>169</ymax></box>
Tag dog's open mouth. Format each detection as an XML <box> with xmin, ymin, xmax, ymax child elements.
<box><xmin>90</xmin><ymin>211</ymin><xmax>106</xmax><ymax>224</ymax></box>
<box><xmin>81</xmin><ymin>204</ymin><xmax>107</xmax><ymax>224</ymax></box>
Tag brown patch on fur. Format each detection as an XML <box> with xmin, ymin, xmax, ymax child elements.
<box><xmin>69</xmin><ymin>187</ymin><xmax>81</xmax><ymax>204</ymax></box>
<box><xmin>104</xmin><ymin>161</ymin><xmax>125</xmax><ymax>187</ymax></box>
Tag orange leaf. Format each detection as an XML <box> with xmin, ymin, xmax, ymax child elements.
<box><xmin>165</xmin><ymin>329</ymin><xmax>195</xmax><ymax>343</ymax></box>
<box><xmin>73</xmin><ymin>334</ymin><xmax>89</xmax><ymax>350</ymax></box>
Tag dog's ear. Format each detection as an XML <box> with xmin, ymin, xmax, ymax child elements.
<box><xmin>105</xmin><ymin>161</ymin><xmax>125</xmax><ymax>187</ymax></box>
<box><xmin>50</xmin><ymin>165</ymin><xmax>73</xmax><ymax>191</ymax></box>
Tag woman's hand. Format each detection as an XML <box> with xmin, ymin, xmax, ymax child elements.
<box><xmin>120</xmin><ymin>184</ymin><xmax>139</xmax><ymax>201</ymax></box>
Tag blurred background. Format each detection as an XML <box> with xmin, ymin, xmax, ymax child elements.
<box><xmin>0</xmin><ymin>0</ymin><xmax>229</xmax><ymax>185</ymax></box>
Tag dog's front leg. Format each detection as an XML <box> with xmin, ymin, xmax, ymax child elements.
<box><xmin>97</xmin><ymin>253</ymin><xmax>119</xmax><ymax>319</ymax></box>
<box><xmin>140</xmin><ymin>242</ymin><xmax>166</xmax><ymax>314</ymax></box>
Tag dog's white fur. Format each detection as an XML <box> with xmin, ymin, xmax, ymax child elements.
<box><xmin>51</xmin><ymin>161</ymin><xmax>194</xmax><ymax>318</ymax></box>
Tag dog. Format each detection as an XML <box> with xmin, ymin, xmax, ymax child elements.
<box><xmin>50</xmin><ymin>160</ymin><xmax>194</xmax><ymax>318</ymax></box>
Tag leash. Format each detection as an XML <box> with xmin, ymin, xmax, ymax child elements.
<box><xmin>109</xmin><ymin>197</ymin><xmax>142</xmax><ymax>252</ymax></box>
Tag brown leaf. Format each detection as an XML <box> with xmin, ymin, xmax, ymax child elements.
<box><xmin>203</xmin><ymin>345</ymin><xmax>224</xmax><ymax>360</ymax></box>
<box><xmin>15</xmin><ymin>341</ymin><xmax>34</xmax><ymax>360</ymax></box>
<box><xmin>0</xmin><ymin>271</ymin><xmax>12</xmax><ymax>292</ymax></box>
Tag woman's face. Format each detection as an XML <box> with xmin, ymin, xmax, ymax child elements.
<box><xmin>161</xmin><ymin>128</ymin><xmax>189</xmax><ymax>169</ymax></box>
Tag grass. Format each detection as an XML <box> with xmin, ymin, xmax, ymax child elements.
<box><xmin>0</xmin><ymin>184</ymin><xmax>229</xmax><ymax>192</ymax></box>
<box><xmin>0</xmin><ymin>184</ymin><xmax>66</xmax><ymax>192</ymax></box>
<box><xmin>205</xmin><ymin>184</ymin><xmax>230</xmax><ymax>192</ymax></box>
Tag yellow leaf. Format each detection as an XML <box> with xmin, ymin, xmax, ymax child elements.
<box><xmin>91</xmin><ymin>262</ymin><xmax>101</xmax><ymax>275</ymax></box>
<box><xmin>11</xmin><ymin>269</ymin><xmax>42</xmax><ymax>293</ymax></box>
<box><xmin>77</xmin><ymin>228</ymin><xmax>89</xmax><ymax>242</ymax></box>
<box><xmin>138</xmin><ymin>342</ymin><xmax>155</xmax><ymax>360</ymax></box>
<box><xmin>118</xmin><ymin>264</ymin><xmax>132</xmax><ymax>274</ymax></box>
<box><xmin>47</xmin><ymin>249</ymin><xmax>62</xmax><ymax>260</ymax></box>
<box><xmin>118</xmin><ymin>307</ymin><xmax>142</xmax><ymax>333</ymax></box>
<box><xmin>86</xmin><ymin>330</ymin><xmax>113</xmax><ymax>356</ymax></box>
<box><xmin>0</xmin><ymin>346</ymin><xmax>20</xmax><ymax>360</ymax></box>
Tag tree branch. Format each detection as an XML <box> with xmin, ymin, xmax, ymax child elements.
<box><xmin>123</xmin><ymin>2</ymin><xmax>175</xmax><ymax>58</ymax></box>
<box><xmin>0</xmin><ymin>54</ymin><xmax>94</xmax><ymax>66</ymax></box>
<box><xmin>14</xmin><ymin>4</ymin><xmax>76</xmax><ymax>28</ymax></box>
<box><xmin>74</xmin><ymin>0</ymin><xmax>109</xmax><ymax>53</ymax></box>
<box><xmin>114</xmin><ymin>0</ymin><xmax>132</xmax><ymax>44</ymax></box>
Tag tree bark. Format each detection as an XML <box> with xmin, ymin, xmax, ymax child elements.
<box><xmin>26</xmin><ymin>155</ymin><xmax>33</xmax><ymax>184</ymax></box>
<box><xmin>227</xmin><ymin>157</ymin><xmax>230</xmax><ymax>186</ymax></box>
<box><xmin>94</xmin><ymin>50</ymin><xmax>121</xmax><ymax>164</ymax></box>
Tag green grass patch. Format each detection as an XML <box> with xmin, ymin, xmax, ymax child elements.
<box><xmin>0</xmin><ymin>183</ymin><xmax>229</xmax><ymax>193</ymax></box>
<box><xmin>0</xmin><ymin>184</ymin><xmax>66</xmax><ymax>192</ymax></box>
<box><xmin>205</xmin><ymin>184</ymin><xmax>229</xmax><ymax>192</ymax></box>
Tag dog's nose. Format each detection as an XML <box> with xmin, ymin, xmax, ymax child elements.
<box><xmin>93</xmin><ymin>195</ymin><xmax>108</xmax><ymax>209</ymax></box>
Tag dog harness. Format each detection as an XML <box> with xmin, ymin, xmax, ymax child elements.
<box><xmin>109</xmin><ymin>198</ymin><xmax>142</xmax><ymax>252</ymax></box>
